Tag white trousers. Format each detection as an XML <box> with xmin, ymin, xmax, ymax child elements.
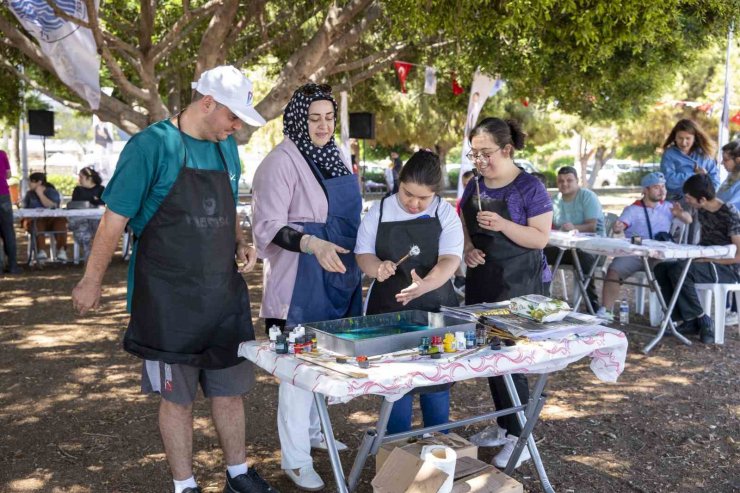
<box><xmin>277</xmin><ymin>381</ymin><xmax>323</xmax><ymax>470</ymax></box>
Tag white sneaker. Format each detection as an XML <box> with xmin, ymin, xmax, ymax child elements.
<box><xmin>724</xmin><ymin>312</ymin><xmax>738</xmax><ymax>326</ymax></box>
<box><xmin>596</xmin><ymin>306</ymin><xmax>615</xmax><ymax>322</ymax></box>
<box><xmin>35</xmin><ymin>250</ymin><xmax>48</xmax><ymax>261</ymax></box>
<box><xmin>284</xmin><ymin>465</ymin><xmax>325</xmax><ymax>491</ymax></box>
<box><xmin>468</xmin><ymin>426</ymin><xmax>508</xmax><ymax>447</ymax></box>
<box><xmin>311</xmin><ymin>434</ymin><xmax>348</xmax><ymax>452</ymax></box>
<box><xmin>57</xmin><ymin>249</ymin><xmax>68</xmax><ymax>262</ymax></box>
<box><xmin>493</xmin><ymin>435</ymin><xmax>531</xmax><ymax>469</ymax></box>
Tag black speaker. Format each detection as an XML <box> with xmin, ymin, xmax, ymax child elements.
<box><xmin>28</xmin><ymin>110</ymin><xmax>54</xmax><ymax>137</ymax></box>
<box><xmin>349</xmin><ymin>112</ymin><xmax>375</xmax><ymax>139</ymax></box>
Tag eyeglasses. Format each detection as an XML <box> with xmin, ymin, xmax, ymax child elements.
<box><xmin>300</xmin><ymin>83</ymin><xmax>332</xmax><ymax>96</ymax></box>
<box><xmin>466</xmin><ymin>147</ymin><xmax>501</xmax><ymax>167</ymax></box>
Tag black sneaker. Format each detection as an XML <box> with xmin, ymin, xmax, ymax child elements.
<box><xmin>224</xmin><ymin>469</ymin><xmax>279</xmax><ymax>493</ymax></box>
<box><xmin>697</xmin><ymin>315</ymin><xmax>715</xmax><ymax>344</ymax></box>
<box><xmin>675</xmin><ymin>318</ymin><xmax>699</xmax><ymax>335</ymax></box>
<box><xmin>182</xmin><ymin>488</ymin><xmax>202</xmax><ymax>493</ymax></box>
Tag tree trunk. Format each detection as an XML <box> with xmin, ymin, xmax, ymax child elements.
<box><xmin>435</xmin><ymin>143</ymin><xmax>451</xmax><ymax>189</ymax></box>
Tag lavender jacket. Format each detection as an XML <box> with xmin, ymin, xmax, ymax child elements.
<box><xmin>251</xmin><ymin>138</ymin><xmax>352</xmax><ymax>319</ymax></box>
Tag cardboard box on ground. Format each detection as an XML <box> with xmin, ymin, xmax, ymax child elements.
<box><xmin>372</xmin><ymin>433</ymin><xmax>523</xmax><ymax>493</ymax></box>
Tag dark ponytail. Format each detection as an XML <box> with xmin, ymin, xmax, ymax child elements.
<box><xmin>469</xmin><ymin>117</ymin><xmax>527</xmax><ymax>155</ymax></box>
<box><xmin>398</xmin><ymin>150</ymin><xmax>442</xmax><ymax>193</ymax></box>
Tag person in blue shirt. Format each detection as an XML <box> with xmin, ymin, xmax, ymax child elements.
<box><xmin>21</xmin><ymin>172</ymin><xmax>67</xmax><ymax>262</ymax></box>
<box><xmin>717</xmin><ymin>140</ymin><xmax>740</xmax><ymax>210</ymax></box>
<box><xmin>71</xmin><ymin>66</ymin><xmax>277</xmax><ymax>493</ymax></box>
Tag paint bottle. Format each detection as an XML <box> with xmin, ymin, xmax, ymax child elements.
<box><xmin>465</xmin><ymin>331</ymin><xmax>475</xmax><ymax>349</ymax></box>
<box><xmin>433</xmin><ymin>336</ymin><xmax>444</xmax><ymax>354</ymax></box>
<box><xmin>268</xmin><ymin>325</ymin><xmax>282</xmax><ymax>351</ymax></box>
<box><xmin>619</xmin><ymin>300</ymin><xmax>629</xmax><ymax>325</ymax></box>
<box><xmin>443</xmin><ymin>333</ymin><xmax>456</xmax><ymax>353</ymax></box>
<box><xmin>275</xmin><ymin>335</ymin><xmax>288</xmax><ymax>354</ymax></box>
<box><xmin>294</xmin><ymin>324</ymin><xmax>306</xmax><ymax>338</ymax></box>
<box><xmin>288</xmin><ymin>333</ymin><xmax>297</xmax><ymax>354</ymax></box>
<box><xmin>475</xmin><ymin>325</ymin><xmax>487</xmax><ymax>346</ymax></box>
<box><xmin>455</xmin><ymin>331</ymin><xmax>466</xmax><ymax>351</ymax></box>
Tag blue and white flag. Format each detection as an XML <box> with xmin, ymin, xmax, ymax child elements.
<box><xmin>9</xmin><ymin>0</ymin><xmax>101</xmax><ymax>109</ymax></box>
<box><xmin>424</xmin><ymin>66</ymin><xmax>437</xmax><ymax>95</ymax></box>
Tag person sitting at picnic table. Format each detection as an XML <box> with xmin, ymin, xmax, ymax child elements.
<box><xmin>68</xmin><ymin>167</ymin><xmax>106</xmax><ymax>261</ymax></box>
<box><xmin>544</xmin><ymin>166</ymin><xmax>604</xmax><ymax>310</ymax></box>
<box><xmin>717</xmin><ymin>140</ymin><xmax>740</xmax><ymax>210</ymax></box>
<box><xmin>654</xmin><ymin>174</ymin><xmax>740</xmax><ymax>343</ymax></box>
<box><xmin>21</xmin><ymin>172</ymin><xmax>67</xmax><ymax>262</ymax></box>
<box><xmin>597</xmin><ymin>172</ymin><xmax>692</xmax><ymax>320</ymax></box>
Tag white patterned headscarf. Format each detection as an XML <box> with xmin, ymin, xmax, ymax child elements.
<box><xmin>283</xmin><ymin>83</ymin><xmax>350</xmax><ymax>178</ymax></box>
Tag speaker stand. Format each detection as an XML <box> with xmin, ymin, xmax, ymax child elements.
<box><xmin>42</xmin><ymin>135</ymin><xmax>47</xmax><ymax>176</ymax></box>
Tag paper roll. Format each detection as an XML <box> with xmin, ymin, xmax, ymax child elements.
<box><xmin>420</xmin><ymin>445</ymin><xmax>457</xmax><ymax>493</ymax></box>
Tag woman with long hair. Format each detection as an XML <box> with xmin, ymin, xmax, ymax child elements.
<box><xmin>717</xmin><ymin>140</ymin><xmax>740</xmax><ymax>209</ymax></box>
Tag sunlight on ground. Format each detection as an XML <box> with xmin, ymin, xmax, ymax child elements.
<box><xmin>565</xmin><ymin>452</ymin><xmax>630</xmax><ymax>474</ymax></box>
<box><xmin>346</xmin><ymin>410</ymin><xmax>380</xmax><ymax>425</ymax></box>
<box><xmin>7</xmin><ymin>471</ymin><xmax>52</xmax><ymax>492</ymax></box>
<box><xmin>540</xmin><ymin>403</ymin><xmax>591</xmax><ymax>420</ymax></box>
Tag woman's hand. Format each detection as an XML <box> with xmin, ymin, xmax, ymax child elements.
<box><xmin>612</xmin><ymin>220</ymin><xmax>626</xmax><ymax>234</ymax></box>
<box><xmin>376</xmin><ymin>260</ymin><xmax>396</xmax><ymax>282</ymax></box>
<box><xmin>464</xmin><ymin>247</ymin><xmax>486</xmax><ymax>268</ymax></box>
<box><xmin>694</xmin><ymin>163</ymin><xmax>707</xmax><ymax>175</ymax></box>
<box><xmin>477</xmin><ymin>211</ymin><xmax>507</xmax><ymax>232</ymax></box>
<box><xmin>395</xmin><ymin>269</ymin><xmax>429</xmax><ymax>305</ymax></box>
<box><xmin>307</xmin><ymin>236</ymin><xmax>348</xmax><ymax>273</ymax></box>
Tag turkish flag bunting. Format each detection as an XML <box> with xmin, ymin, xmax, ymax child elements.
<box><xmin>394</xmin><ymin>61</ymin><xmax>413</xmax><ymax>93</ymax></box>
<box><xmin>731</xmin><ymin>111</ymin><xmax>740</xmax><ymax>125</ymax></box>
<box><xmin>451</xmin><ymin>73</ymin><xmax>464</xmax><ymax>95</ymax></box>
<box><xmin>697</xmin><ymin>102</ymin><xmax>713</xmax><ymax>113</ymax></box>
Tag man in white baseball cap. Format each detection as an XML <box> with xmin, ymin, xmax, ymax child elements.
<box><xmin>72</xmin><ymin>65</ymin><xmax>278</xmax><ymax>493</ymax></box>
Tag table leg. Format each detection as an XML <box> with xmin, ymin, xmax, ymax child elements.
<box><xmin>550</xmin><ymin>248</ymin><xmax>566</xmax><ymax>298</ymax></box>
<box><xmin>570</xmin><ymin>247</ymin><xmax>595</xmax><ymax>314</ymax></box>
<box><xmin>313</xmin><ymin>392</ymin><xmax>349</xmax><ymax>493</ymax></box>
<box><xmin>643</xmin><ymin>258</ymin><xmax>694</xmax><ymax>353</ymax></box>
<box><xmin>28</xmin><ymin>218</ymin><xmax>38</xmax><ymax>266</ymax></box>
<box><xmin>347</xmin><ymin>397</ymin><xmax>394</xmax><ymax>492</ymax></box>
<box><xmin>503</xmin><ymin>373</ymin><xmax>555</xmax><ymax>493</ymax></box>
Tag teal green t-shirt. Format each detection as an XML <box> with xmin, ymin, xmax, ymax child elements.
<box><xmin>102</xmin><ymin>119</ymin><xmax>241</xmax><ymax>311</ymax></box>
<box><xmin>552</xmin><ymin>188</ymin><xmax>605</xmax><ymax>236</ymax></box>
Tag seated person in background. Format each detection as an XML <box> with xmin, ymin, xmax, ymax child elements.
<box><xmin>69</xmin><ymin>167</ymin><xmax>106</xmax><ymax>261</ymax></box>
<box><xmin>654</xmin><ymin>174</ymin><xmax>740</xmax><ymax>343</ymax></box>
<box><xmin>544</xmin><ymin>166</ymin><xmax>604</xmax><ymax>309</ymax></box>
<box><xmin>717</xmin><ymin>140</ymin><xmax>740</xmax><ymax>210</ymax></box>
<box><xmin>21</xmin><ymin>172</ymin><xmax>67</xmax><ymax>262</ymax></box>
<box><xmin>598</xmin><ymin>172</ymin><xmax>692</xmax><ymax>319</ymax></box>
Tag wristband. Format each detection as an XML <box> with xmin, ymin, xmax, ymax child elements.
<box><xmin>303</xmin><ymin>235</ymin><xmax>315</xmax><ymax>255</ymax></box>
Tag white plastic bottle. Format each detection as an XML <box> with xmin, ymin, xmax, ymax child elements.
<box><xmin>619</xmin><ymin>299</ymin><xmax>629</xmax><ymax>325</ymax></box>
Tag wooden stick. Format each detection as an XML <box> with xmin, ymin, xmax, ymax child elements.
<box><xmin>474</xmin><ymin>171</ymin><xmax>482</xmax><ymax>211</ymax></box>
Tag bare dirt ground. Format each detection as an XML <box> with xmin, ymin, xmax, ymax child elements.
<box><xmin>1</xmin><ymin>232</ymin><xmax>739</xmax><ymax>493</ymax></box>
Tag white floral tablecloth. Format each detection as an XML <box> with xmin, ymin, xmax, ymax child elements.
<box><xmin>238</xmin><ymin>326</ymin><xmax>628</xmax><ymax>404</ymax></box>
<box><xmin>14</xmin><ymin>208</ymin><xmax>105</xmax><ymax>220</ymax></box>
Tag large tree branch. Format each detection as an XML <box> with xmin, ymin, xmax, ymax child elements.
<box><xmin>334</xmin><ymin>58</ymin><xmax>393</xmax><ymax>91</ymax></box>
<box><xmin>151</xmin><ymin>0</ymin><xmax>224</xmax><ymax>63</ymax></box>
<box><xmin>194</xmin><ymin>0</ymin><xmax>240</xmax><ymax>76</ymax></box>
<box><xmin>329</xmin><ymin>42</ymin><xmax>407</xmax><ymax>74</ymax></box>
<box><xmin>0</xmin><ymin>57</ymin><xmax>87</xmax><ymax>112</ymax></box>
<box><xmin>0</xmin><ymin>17</ymin><xmax>55</xmax><ymax>73</ymax></box>
<box><xmin>139</xmin><ymin>0</ymin><xmax>155</xmax><ymax>54</ymax></box>
<box><xmin>223</xmin><ymin>0</ymin><xmax>267</xmax><ymax>48</ymax></box>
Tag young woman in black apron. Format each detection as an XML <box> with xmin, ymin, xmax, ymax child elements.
<box><xmin>460</xmin><ymin>118</ymin><xmax>553</xmax><ymax>469</ymax></box>
<box><xmin>356</xmin><ymin>150</ymin><xmax>463</xmax><ymax>434</ymax></box>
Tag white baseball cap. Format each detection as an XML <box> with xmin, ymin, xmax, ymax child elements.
<box><xmin>191</xmin><ymin>65</ymin><xmax>266</xmax><ymax>127</ymax></box>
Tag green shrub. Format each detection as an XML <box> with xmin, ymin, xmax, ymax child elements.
<box><xmin>617</xmin><ymin>170</ymin><xmax>652</xmax><ymax>186</ymax></box>
<box><xmin>540</xmin><ymin>169</ymin><xmax>557</xmax><ymax>188</ymax></box>
<box><xmin>362</xmin><ymin>170</ymin><xmax>385</xmax><ymax>184</ymax></box>
<box><xmin>47</xmin><ymin>174</ymin><xmax>78</xmax><ymax>196</ymax></box>
<box><xmin>548</xmin><ymin>156</ymin><xmax>575</xmax><ymax>171</ymax></box>
<box><xmin>447</xmin><ymin>170</ymin><xmax>460</xmax><ymax>189</ymax></box>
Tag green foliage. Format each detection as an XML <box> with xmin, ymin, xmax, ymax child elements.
<box><xmin>362</xmin><ymin>170</ymin><xmax>385</xmax><ymax>184</ymax></box>
<box><xmin>618</xmin><ymin>170</ymin><xmax>653</xmax><ymax>186</ymax></box>
<box><xmin>549</xmin><ymin>156</ymin><xmax>576</xmax><ymax>171</ymax></box>
<box><xmin>47</xmin><ymin>175</ymin><xmax>77</xmax><ymax>197</ymax></box>
<box><xmin>447</xmin><ymin>170</ymin><xmax>459</xmax><ymax>189</ymax></box>
<box><xmin>540</xmin><ymin>169</ymin><xmax>557</xmax><ymax>188</ymax></box>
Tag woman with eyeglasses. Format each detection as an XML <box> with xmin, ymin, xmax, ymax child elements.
<box><xmin>459</xmin><ymin>117</ymin><xmax>553</xmax><ymax>469</ymax></box>
<box><xmin>252</xmin><ymin>83</ymin><xmax>361</xmax><ymax>491</ymax></box>
<box><xmin>68</xmin><ymin>167</ymin><xmax>105</xmax><ymax>261</ymax></box>
<box><xmin>717</xmin><ymin>140</ymin><xmax>740</xmax><ymax>210</ymax></box>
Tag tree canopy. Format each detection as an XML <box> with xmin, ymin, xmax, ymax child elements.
<box><xmin>0</xmin><ymin>0</ymin><xmax>737</xmax><ymax>144</ymax></box>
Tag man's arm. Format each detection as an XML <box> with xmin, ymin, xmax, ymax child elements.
<box><xmin>72</xmin><ymin>209</ymin><xmax>128</xmax><ymax>314</ymax></box>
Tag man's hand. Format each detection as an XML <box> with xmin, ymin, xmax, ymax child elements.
<box><xmin>671</xmin><ymin>202</ymin><xmax>684</xmax><ymax>216</ymax></box>
<box><xmin>561</xmin><ymin>222</ymin><xmax>576</xmax><ymax>232</ymax></box>
<box><xmin>236</xmin><ymin>242</ymin><xmax>257</xmax><ymax>273</ymax></box>
<box><xmin>72</xmin><ymin>277</ymin><xmax>102</xmax><ymax>315</ymax></box>
<box><xmin>376</xmin><ymin>260</ymin><xmax>397</xmax><ymax>282</ymax></box>
<box><xmin>612</xmin><ymin>220</ymin><xmax>627</xmax><ymax>234</ymax></box>
<box><xmin>464</xmin><ymin>247</ymin><xmax>486</xmax><ymax>268</ymax></box>
<box><xmin>308</xmin><ymin>236</ymin><xmax>348</xmax><ymax>273</ymax></box>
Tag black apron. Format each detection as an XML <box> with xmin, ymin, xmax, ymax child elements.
<box><xmin>366</xmin><ymin>196</ymin><xmax>457</xmax><ymax>315</ymax></box>
<box><xmin>123</xmin><ymin>124</ymin><xmax>254</xmax><ymax>369</ymax></box>
<box><xmin>462</xmin><ymin>177</ymin><xmax>543</xmax><ymax>304</ymax></box>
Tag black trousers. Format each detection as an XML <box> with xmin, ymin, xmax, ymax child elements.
<box><xmin>653</xmin><ymin>260</ymin><xmax>738</xmax><ymax>322</ymax></box>
<box><xmin>488</xmin><ymin>374</ymin><xmax>529</xmax><ymax>437</ymax></box>
<box><xmin>545</xmin><ymin>246</ymin><xmax>600</xmax><ymax>309</ymax></box>
<box><xmin>0</xmin><ymin>195</ymin><xmax>17</xmax><ymax>269</ymax></box>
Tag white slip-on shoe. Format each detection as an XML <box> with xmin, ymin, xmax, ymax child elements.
<box><xmin>468</xmin><ymin>426</ymin><xmax>508</xmax><ymax>447</ymax></box>
<box><xmin>57</xmin><ymin>249</ymin><xmax>68</xmax><ymax>262</ymax></box>
<box><xmin>36</xmin><ymin>250</ymin><xmax>48</xmax><ymax>262</ymax></box>
<box><xmin>311</xmin><ymin>434</ymin><xmax>348</xmax><ymax>452</ymax></box>
<box><xmin>493</xmin><ymin>435</ymin><xmax>531</xmax><ymax>469</ymax></box>
<box><xmin>284</xmin><ymin>465</ymin><xmax>325</xmax><ymax>491</ymax></box>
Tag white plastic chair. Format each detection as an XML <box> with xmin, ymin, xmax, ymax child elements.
<box><xmin>694</xmin><ymin>283</ymin><xmax>740</xmax><ymax>344</ymax></box>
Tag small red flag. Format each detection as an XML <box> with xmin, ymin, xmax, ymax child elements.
<box><xmin>451</xmin><ymin>73</ymin><xmax>464</xmax><ymax>96</ymax></box>
<box><xmin>393</xmin><ymin>61</ymin><xmax>412</xmax><ymax>93</ymax></box>
<box><xmin>697</xmin><ymin>102</ymin><xmax>713</xmax><ymax>113</ymax></box>
<box><xmin>731</xmin><ymin>111</ymin><xmax>740</xmax><ymax>125</ymax></box>
<box><xmin>521</xmin><ymin>98</ymin><xmax>530</xmax><ymax>107</ymax></box>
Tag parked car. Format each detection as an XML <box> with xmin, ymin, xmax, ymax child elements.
<box><xmin>593</xmin><ymin>159</ymin><xmax>639</xmax><ymax>187</ymax></box>
<box><xmin>514</xmin><ymin>158</ymin><xmax>537</xmax><ymax>174</ymax></box>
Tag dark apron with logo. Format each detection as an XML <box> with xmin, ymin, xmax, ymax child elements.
<box><xmin>124</xmin><ymin>129</ymin><xmax>254</xmax><ymax>369</ymax></box>
<box><xmin>366</xmin><ymin>196</ymin><xmax>457</xmax><ymax>315</ymax></box>
<box><xmin>286</xmin><ymin>159</ymin><xmax>363</xmax><ymax>325</ymax></box>
<box><xmin>462</xmin><ymin>182</ymin><xmax>543</xmax><ymax>304</ymax></box>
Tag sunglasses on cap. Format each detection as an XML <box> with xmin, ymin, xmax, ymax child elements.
<box><xmin>300</xmin><ymin>83</ymin><xmax>332</xmax><ymax>96</ymax></box>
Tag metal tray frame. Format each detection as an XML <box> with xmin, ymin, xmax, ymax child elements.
<box><xmin>306</xmin><ymin>310</ymin><xmax>476</xmax><ymax>357</ymax></box>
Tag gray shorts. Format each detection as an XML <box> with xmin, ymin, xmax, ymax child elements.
<box><xmin>608</xmin><ymin>256</ymin><xmax>659</xmax><ymax>280</ymax></box>
<box><xmin>141</xmin><ymin>359</ymin><xmax>255</xmax><ymax>406</ymax></box>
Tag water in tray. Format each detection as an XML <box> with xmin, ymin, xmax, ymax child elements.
<box><xmin>334</xmin><ymin>323</ymin><xmax>430</xmax><ymax>340</ymax></box>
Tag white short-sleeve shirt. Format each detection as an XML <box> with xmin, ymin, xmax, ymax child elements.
<box><xmin>354</xmin><ymin>194</ymin><xmax>464</xmax><ymax>259</ymax></box>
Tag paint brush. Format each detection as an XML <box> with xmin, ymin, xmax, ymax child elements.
<box><xmin>473</xmin><ymin>169</ymin><xmax>482</xmax><ymax>211</ymax></box>
<box><xmin>396</xmin><ymin>245</ymin><xmax>421</xmax><ymax>266</ymax></box>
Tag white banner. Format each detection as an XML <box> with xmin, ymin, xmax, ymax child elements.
<box><xmin>457</xmin><ymin>70</ymin><xmax>502</xmax><ymax>196</ymax></box>
<box><xmin>717</xmin><ymin>23</ymin><xmax>733</xmax><ymax>185</ymax></box>
<box><xmin>339</xmin><ymin>90</ymin><xmax>351</xmax><ymax>165</ymax></box>
<box><xmin>424</xmin><ymin>66</ymin><xmax>437</xmax><ymax>95</ymax></box>
<box><xmin>9</xmin><ymin>0</ymin><xmax>101</xmax><ymax>109</ymax></box>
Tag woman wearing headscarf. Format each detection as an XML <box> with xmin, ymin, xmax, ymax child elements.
<box><xmin>252</xmin><ymin>83</ymin><xmax>362</xmax><ymax>491</ymax></box>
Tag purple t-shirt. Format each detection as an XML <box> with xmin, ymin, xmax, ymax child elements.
<box><xmin>0</xmin><ymin>150</ymin><xmax>9</xmax><ymax>196</ymax></box>
<box><xmin>462</xmin><ymin>171</ymin><xmax>553</xmax><ymax>282</ymax></box>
